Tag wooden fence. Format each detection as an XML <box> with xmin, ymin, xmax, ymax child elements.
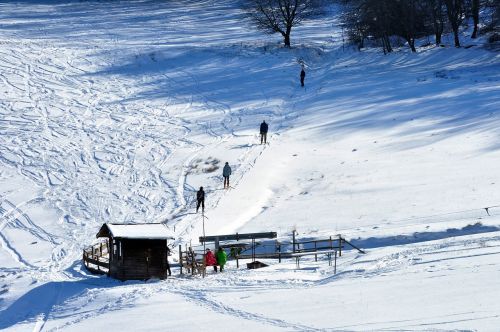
<box><xmin>178</xmin><ymin>246</ymin><xmax>207</xmax><ymax>277</ymax></box>
<box><xmin>83</xmin><ymin>241</ymin><xmax>110</xmax><ymax>275</ymax></box>
<box><xmin>180</xmin><ymin>234</ymin><xmax>365</xmax><ymax>275</ymax></box>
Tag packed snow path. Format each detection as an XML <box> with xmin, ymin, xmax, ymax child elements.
<box><xmin>1</xmin><ymin>0</ymin><xmax>500</xmax><ymax>330</ymax></box>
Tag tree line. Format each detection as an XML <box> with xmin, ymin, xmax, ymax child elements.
<box><xmin>244</xmin><ymin>0</ymin><xmax>499</xmax><ymax>52</ymax></box>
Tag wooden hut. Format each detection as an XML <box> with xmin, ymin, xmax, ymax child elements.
<box><xmin>94</xmin><ymin>223</ymin><xmax>175</xmax><ymax>280</ymax></box>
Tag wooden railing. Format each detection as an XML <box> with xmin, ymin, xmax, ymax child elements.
<box><xmin>182</xmin><ymin>235</ymin><xmax>365</xmax><ymax>274</ymax></box>
<box><xmin>179</xmin><ymin>246</ymin><xmax>207</xmax><ymax>277</ymax></box>
<box><xmin>83</xmin><ymin>241</ymin><xmax>110</xmax><ymax>275</ymax></box>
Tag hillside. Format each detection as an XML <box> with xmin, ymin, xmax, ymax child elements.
<box><xmin>1</xmin><ymin>0</ymin><xmax>500</xmax><ymax>330</ymax></box>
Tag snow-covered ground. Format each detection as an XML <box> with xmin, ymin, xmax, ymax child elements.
<box><xmin>1</xmin><ymin>0</ymin><xmax>499</xmax><ymax>330</ymax></box>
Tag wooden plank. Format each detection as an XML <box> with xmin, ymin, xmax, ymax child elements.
<box><xmin>342</xmin><ymin>238</ymin><xmax>366</xmax><ymax>254</ymax></box>
<box><xmin>200</xmin><ymin>231</ymin><xmax>277</xmax><ymax>243</ymax></box>
<box><xmin>84</xmin><ymin>256</ymin><xmax>109</xmax><ymax>268</ymax></box>
<box><xmin>289</xmin><ymin>249</ymin><xmax>338</xmax><ymax>257</ymax></box>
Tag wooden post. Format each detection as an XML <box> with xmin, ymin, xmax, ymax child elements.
<box><xmin>107</xmin><ymin>239</ymin><xmax>111</xmax><ymax>264</ymax></box>
<box><xmin>96</xmin><ymin>244</ymin><xmax>100</xmax><ymax>272</ymax></box>
<box><xmin>314</xmin><ymin>241</ymin><xmax>317</xmax><ymax>262</ymax></box>
<box><xmin>179</xmin><ymin>245</ymin><xmax>183</xmax><ymax>275</ymax></box>
<box><xmin>278</xmin><ymin>243</ymin><xmax>281</xmax><ymax>263</ymax></box>
<box><xmin>334</xmin><ymin>250</ymin><xmax>337</xmax><ymax>274</ymax></box>
<box><xmin>338</xmin><ymin>235</ymin><xmax>342</xmax><ymax>257</ymax></box>
<box><xmin>292</xmin><ymin>230</ymin><xmax>296</xmax><ymax>253</ymax></box>
<box><xmin>189</xmin><ymin>247</ymin><xmax>194</xmax><ymax>276</ymax></box>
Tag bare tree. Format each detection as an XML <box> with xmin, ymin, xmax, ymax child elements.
<box><xmin>391</xmin><ymin>0</ymin><xmax>430</xmax><ymax>52</ymax></box>
<box><xmin>470</xmin><ymin>0</ymin><xmax>480</xmax><ymax>38</ymax></box>
<box><xmin>245</xmin><ymin>0</ymin><xmax>324</xmax><ymax>47</ymax></box>
<box><xmin>444</xmin><ymin>0</ymin><xmax>464</xmax><ymax>47</ymax></box>
<box><xmin>424</xmin><ymin>0</ymin><xmax>446</xmax><ymax>45</ymax></box>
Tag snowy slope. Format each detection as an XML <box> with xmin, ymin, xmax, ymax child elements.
<box><xmin>1</xmin><ymin>0</ymin><xmax>500</xmax><ymax>330</ymax></box>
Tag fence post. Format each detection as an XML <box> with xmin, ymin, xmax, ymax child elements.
<box><xmin>278</xmin><ymin>243</ymin><xmax>281</xmax><ymax>263</ymax></box>
<box><xmin>334</xmin><ymin>250</ymin><xmax>337</xmax><ymax>274</ymax></box>
<box><xmin>338</xmin><ymin>235</ymin><xmax>342</xmax><ymax>257</ymax></box>
<box><xmin>314</xmin><ymin>241</ymin><xmax>317</xmax><ymax>262</ymax></box>
<box><xmin>179</xmin><ymin>245</ymin><xmax>183</xmax><ymax>275</ymax></box>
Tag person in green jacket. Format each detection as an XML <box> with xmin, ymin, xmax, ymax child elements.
<box><xmin>215</xmin><ymin>247</ymin><xmax>227</xmax><ymax>272</ymax></box>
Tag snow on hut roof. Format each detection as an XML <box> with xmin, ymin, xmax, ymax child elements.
<box><xmin>96</xmin><ymin>223</ymin><xmax>175</xmax><ymax>240</ymax></box>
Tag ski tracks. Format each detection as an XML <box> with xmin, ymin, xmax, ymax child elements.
<box><xmin>178</xmin><ymin>287</ymin><xmax>327</xmax><ymax>331</ymax></box>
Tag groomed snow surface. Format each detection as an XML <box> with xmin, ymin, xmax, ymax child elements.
<box><xmin>1</xmin><ymin>0</ymin><xmax>500</xmax><ymax>331</ymax></box>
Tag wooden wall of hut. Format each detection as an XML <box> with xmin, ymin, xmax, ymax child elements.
<box><xmin>109</xmin><ymin>239</ymin><xmax>168</xmax><ymax>280</ymax></box>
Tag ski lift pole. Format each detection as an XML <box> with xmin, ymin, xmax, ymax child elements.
<box><xmin>252</xmin><ymin>238</ymin><xmax>256</xmax><ymax>262</ymax></box>
<box><xmin>202</xmin><ymin>211</ymin><xmax>206</xmax><ymax>252</ymax></box>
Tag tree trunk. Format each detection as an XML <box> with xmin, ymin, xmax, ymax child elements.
<box><xmin>471</xmin><ymin>0</ymin><xmax>479</xmax><ymax>38</ymax></box>
<box><xmin>359</xmin><ymin>36</ymin><xmax>364</xmax><ymax>50</ymax></box>
<box><xmin>381</xmin><ymin>35</ymin><xmax>392</xmax><ymax>54</ymax></box>
<box><xmin>452</xmin><ymin>22</ymin><xmax>461</xmax><ymax>47</ymax></box>
<box><xmin>436</xmin><ymin>31</ymin><xmax>442</xmax><ymax>45</ymax></box>
<box><xmin>431</xmin><ymin>0</ymin><xmax>444</xmax><ymax>45</ymax></box>
<box><xmin>445</xmin><ymin>0</ymin><xmax>462</xmax><ymax>47</ymax></box>
<box><xmin>284</xmin><ymin>26</ymin><xmax>292</xmax><ymax>47</ymax></box>
<box><xmin>384</xmin><ymin>35</ymin><xmax>393</xmax><ymax>53</ymax></box>
<box><xmin>284</xmin><ymin>34</ymin><xmax>290</xmax><ymax>47</ymax></box>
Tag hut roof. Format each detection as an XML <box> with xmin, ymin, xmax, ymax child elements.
<box><xmin>96</xmin><ymin>223</ymin><xmax>175</xmax><ymax>240</ymax></box>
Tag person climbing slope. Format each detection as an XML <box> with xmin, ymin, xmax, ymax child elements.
<box><xmin>196</xmin><ymin>186</ymin><xmax>205</xmax><ymax>213</ymax></box>
<box><xmin>300</xmin><ymin>67</ymin><xmax>306</xmax><ymax>87</ymax></box>
<box><xmin>223</xmin><ymin>162</ymin><xmax>232</xmax><ymax>189</ymax></box>
<box><xmin>260</xmin><ymin>120</ymin><xmax>268</xmax><ymax>144</ymax></box>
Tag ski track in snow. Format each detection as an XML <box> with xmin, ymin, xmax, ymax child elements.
<box><xmin>0</xmin><ymin>2</ymin><xmax>297</xmax><ymax>329</ymax></box>
<box><xmin>18</xmin><ymin>233</ymin><xmax>498</xmax><ymax>331</ymax></box>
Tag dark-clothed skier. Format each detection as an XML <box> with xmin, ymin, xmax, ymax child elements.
<box><xmin>196</xmin><ymin>186</ymin><xmax>205</xmax><ymax>213</ymax></box>
<box><xmin>300</xmin><ymin>67</ymin><xmax>306</xmax><ymax>87</ymax></box>
<box><xmin>260</xmin><ymin>120</ymin><xmax>268</xmax><ymax>144</ymax></box>
<box><xmin>223</xmin><ymin>162</ymin><xmax>232</xmax><ymax>189</ymax></box>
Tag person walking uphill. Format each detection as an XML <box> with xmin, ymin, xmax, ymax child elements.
<box><xmin>196</xmin><ymin>186</ymin><xmax>205</xmax><ymax>213</ymax></box>
<box><xmin>300</xmin><ymin>67</ymin><xmax>306</xmax><ymax>87</ymax></box>
<box><xmin>223</xmin><ymin>162</ymin><xmax>232</xmax><ymax>189</ymax></box>
<box><xmin>216</xmin><ymin>247</ymin><xmax>227</xmax><ymax>272</ymax></box>
<box><xmin>260</xmin><ymin>120</ymin><xmax>268</xmax><ymax>144</ymax></box>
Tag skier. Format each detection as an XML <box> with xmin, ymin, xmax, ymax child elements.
<box><xmin>300</xmin><ymin>67</ymin><xmax>306</xmax><ymax>87</ymax></box>
<box><xmin>260</xmin><ymin>120</ymin><xmax>268</xmax><ymax>144</ymax></box>
<box><xmin>204</xmin><ymin>248</ymin><xmax>217</xmax><ymax>272</ymax></box>
<box><xmin>196</xmin><ymin>186</ymin><xmax>205</xmax><ymax>213</ymax></box>
<box><xmin>216</xmin><ymin>247</ymin><xmax>227</xmax><ymax>272</ymax></box>
<box><xmin>223</xmin><ymin>162</ymin><xmax>232</xmax><ymax>189</ymax></box>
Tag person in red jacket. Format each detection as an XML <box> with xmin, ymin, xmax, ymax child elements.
<box><xmin>204</xmin><ymin>248</ymin><xmax>217</xmax><ymax>272</ymax></box>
